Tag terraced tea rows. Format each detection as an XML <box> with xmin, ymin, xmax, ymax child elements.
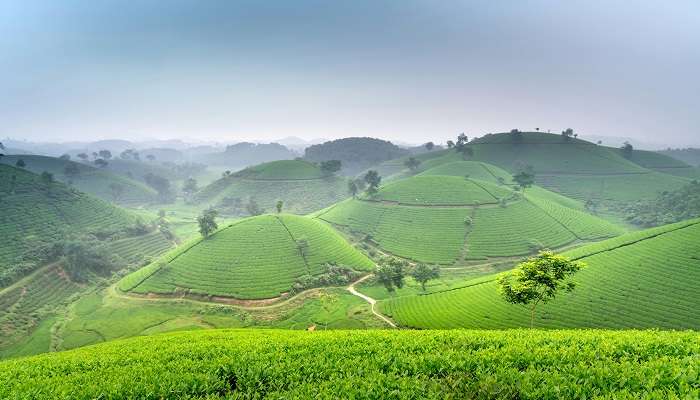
<box><xmin>1</xmin><ymin>329</ymin><xmax>697</xmax><ymax>399</ymax></box>
<box><xmin>107</xmin><ymin>232</ymin><xmax>174</xmax><ymax>264</ymax></box>
<box><xmin>0</xmin><ymin>165</ymin><xmax>137</xmax><ymax>286</ymax></box>
<box><xmin>0</xmin><ymin>155</ymin><xmax>157</xmax><ymax>206</ymax></box>
<box><xmin>123</xmin><ymin>214</ymin><xmax>373</xmax><ymax>299</ymax></box>
<box><xmin>236</xmin><ymin>160</ymin><xmax>326</xmax><ymax>180</ymax></box>
<box><xmin>380</xmin><ymin>219</ymin><xmax>700</xmax><ymax>329</ymax></box>
<box><xmin>370</xmin><ymin>176</ymin><xmax>511</xmax><ymax>205</ymax></box>
<box><xmin>0</xmin><ymin>266</ymin><xmax>79</xmax><ymax>349</ymax></box>
<box><xmin>418</xmin><ymin>160</ymin><xmax>514</xmax><ymax>184</ymax></box>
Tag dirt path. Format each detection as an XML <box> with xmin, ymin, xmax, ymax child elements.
<box><xmin>347</xmin><ymin>275</ymin><xmax>397</xmax><ymax>328</ymax></box>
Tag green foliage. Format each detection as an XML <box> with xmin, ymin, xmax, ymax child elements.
<box><xmin>403</xmin><ymin>157</ymin><xmax>421</xmax><ymax>171</ymax></box>
<box><xmin>621</xmin><ymin>141</ymin><xmax>634</xmax><ymax>158</ymax></box>
<box><xmin>375</xmin><ymin>257</ymin><xmax>407</xmax><ymax>293</ymax></box>
<box><xmin>319</xmin><ymin>160</ymin><xmax>342</xmax><ymax>176</ymax></box>
<box><xmin>237</xmin><ymin>160</ymin><xmax>326</xmax><ymax>180</ymax></box>
<box><xmin>381</xmin><ymin>219</ymin><xmax>700</xmax><ymax>329</ymax></box>
<box><xmin>123</xmin><ymin>215</ymin><xmax>373</xmax><ymax>299</ymax></box>
<box><xmin>304</xmin><ymin>137</ymin><xmax>408</xmax><ymax>175</ymax></box>
<box><xmin>363</xmin><ymin>170</ymin><xmax>381</xmax><ymax>195</ymax></box>
<box><xmin>619</xmin><ymin>180</ymin><xmax>700</xmax><ymax>227</ymax></box>
<box><xmin>197</xmin><ymin>208</ymin><xmax>219</xmax><ymax>238</ymax></box>
<box><xmin>60</xmin><ymin>239</ymin><xmax>117</xmax><ymax>282</ymax></box>
<box><xmin>512</xmin><ymin>166</ymin><xmax>535</xmax><ymax>189</ymax></box>
<box><xmin>1</xmin><ymin>329</ymin><xmax>697</xmax><ymax>399</ymax></box>
<box><xmin>275</xmin><ymin>200</ymin><xmax>283</xmax><ymax>213</ymax></box>
<box><xmin>409</xmin><ymin>264</ymin><xmax>440</xmax><ymax>291</ymax></box>
<box><xmin>498</xmin><ymin>251</ymin><xmax>584</xmax><ymax>327</ymax></box>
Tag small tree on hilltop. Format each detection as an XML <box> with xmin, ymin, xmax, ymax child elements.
<box><xmin>404</xmin><ymin>157</ymin><xmax>421</xmax><ymax>172</ymax></box>
<box><xmin>276</xmin><ymin>200</ymin><xmax>283</xmax><ymax>213</ymax></box>
<box><xmin>376</xmin><ymin>257</ymin><xmax>407</xmax><ymax>293</ymax></box>
<box><xmin>94</xmin><ymin>158</ymin><xmax>109</xmax><ymax>168</ymax></box>
<box><xmin>76</xmin><ymin>153</ymin><xmax>88</xmax><ymax>162</ymax></box>
<box><xmin>15</xmin><ymin>159</ymin><xmax>25</xmax><ymax>168</ymax></box>
<box><xmin>59</xmin><ymin>154</ymin><xmax>71</xmax><ymax>160</ymax></box>
<box><xmin>446</xmin><ymin>140</ymin><xmax>455</xmax><ymax>149</ymax></box>
<box><xmin>198</xmin><ymin>208</ymin><xmax>218</xmax><ymax>238</ymax></box>
<box><xmin>561</xmin><ymin>128</ymin><xmax>574</xmax><ymax>142</ymax></box>
<box><xmin>498</xmin><ymin>251</ymin><xmax>584</xmax><ymax>328</ymax></box>
<box><xmin>0</xmin><ymin>141</ymin><xmax>4</xmax><ymax>150</ymax></box>
<box><xmin>410</xmin><ymin>264</ymin><xmax>440</xmax><ymax>292</ymax></box>
<box><xmin>424</xmin><ymin>142</ymin><xmax>434</xmax><ymax>151</ymax></box>
<box><xmin>364</xmin><ymin>170</ymin><xmax>381</xmax><ymax>196</ymax></box>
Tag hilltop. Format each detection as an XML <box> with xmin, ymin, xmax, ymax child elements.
<box><xmin>0</xmin><ymin>155</ymin><xmax>157</xmax><ymax>206</ymax></box>
<box><xmin>304</xmin><ymin>137</ymin><xmax>409</xmax><ymax>175</ymax></box>
<box><xmin>1</xmin><ymin>329</ymin><xmax>696</xmax><ymax>399</ymax></box>
<box><xmin>196</xmin><ymin>160</ymin><xmax>349</xmax><ymax>215</ymax></box>
<box><xmin>316</xmin><ymin>171</ymin><xmax>623</xmax><ymax>264</ymax></box>
<box><xmin>119</xmin><ymin>214</ymin><xmax>373</xmax><ymax>300</ymax></box>
<box><xmin>380</xmin><ymin>218</ymin><xmax>700</xmax><ymax>330</ymax></box>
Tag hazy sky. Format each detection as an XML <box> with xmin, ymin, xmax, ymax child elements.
<box><xmin>1</xmin><ymin>1</ymin><xmax>699</xmax><ymax>146</ymax></box>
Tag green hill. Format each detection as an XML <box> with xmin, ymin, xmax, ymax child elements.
<box><xmin>119</xmin><ymin>214</ymin><xmax>373</xmax><ymax>300</ymax></box>
<box><xmin>374</xmin><ymin>132</ymin><xmax>692</xmax><ymax>204</ymax></box>
<box><xmin>380</xmin><ymin>218</ymin><xmax>700</xmax><ymax>329</ymax></box>
<box><xmin>316</xmin><ymin>173</ymin><xmax>623</xmax><ymax>264</ymax></box>
<box><xmin>0</xmin><ymin>155</ymin><xmax>157</xmax><ymax>206</ymax></box>
<box><xmin>418</xmin><ymin>160</ymin><xmax>514</xmax><ymax>184</ymax></box>
<box><xmin>196</xmin><ymin>160</ymin><xmax>348</xmax><ymax>215</ymax></box>
<box><xmin>1</xmin><ymin>329</ymin><xmax>696</xmax><ymax>399</ymax></box>
<box><xmin>0</xmin><ymin>164</ymin><xmax>175</xmax><ymax>354</ymax></box>
<box><xmin>0</xmin><ymin>164</ymin><xmax>139</xmax><ymax>287</ymax></box>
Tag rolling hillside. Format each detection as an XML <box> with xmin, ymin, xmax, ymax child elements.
<box><xmin>380</xmin><ymin>218</ymin><xmax>700</xmax><ymax>329</ymax></box>
<box><xmin>0</xmin><ymin>155</ymin><xmax>157</xmax><ymax>206</ymax></box>
<box><xmin>119</xmin><ymin>214</ymin><xmax>373</xmax><ymax>300</ymax></box>
<box><xmin>1</xmin><ymin>329</ymin><xmax>696</xmax><ymax>399</ymax></box>
<box><xmin>373</xmin><ymin>132</ymin><xmax>692</xmax><ymax>204</ymax></box>
<box><xmin>0</xmin><ymin>164</ymin><xmax>175</xmax><ymax>355</ymax></box>
<box><xmin>317</xmin><ymin>173</ymin><xmax>623</xmax><ymax>264</ymax></box>
<box><xmin>195</xmin><ymin>160</ymin><xmax>348</xmax><ymax>215</ymax></box>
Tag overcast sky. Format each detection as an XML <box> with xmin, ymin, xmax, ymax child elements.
<box><xmin>1</xmin><ymin>1</ymin><xmax>699</xmax><ymax>146</ymax></box>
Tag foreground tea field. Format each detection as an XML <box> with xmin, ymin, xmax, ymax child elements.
<box><xmin>380</xmin><ymin>218</ymin><xmax>700</xmax><ymax>329</ymax></box>
<box><xmin>120</xmin><ymin>214</ymin><xmax>373</xmax><ymax>299</ymax></box>
<box><xmin>1</xmin><ymin>329</ymin><xmax>697</xmax><ymax>399</ymax></box>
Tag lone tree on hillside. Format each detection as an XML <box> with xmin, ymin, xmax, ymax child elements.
<box><xmin>410</xmin><ymin>264</ymin><xmax>440</xmax><ymax>292</ymax></box>
<box><xmin>510</xmin><ymin>129</ymin><xmax>523</xmax><ymax>142</ymax></box>
<box><xmin>0</xmin><ymin>141</ymin><xmax>4</xmax><ymax>150</ymax></box>
<box><xmin>364</xmin><ymin>170</ymin><xmax>381</xmax><ymax>196</ymax></box>
<box><xmin>446</xmin><ymin>140</ymin><xmax>455</xmax><ymax>149</ymax></box>
<box><xmin>424</xmin><ymin>142</ymin><xmax>434</xmax><ymax>151</ymax></box>
<box><xmin>404</xmin><ymin>157</ymin><xmax>421</xmax><ymax>172</ymax></box>
<box><xmin>76</xmin><ymin>153</ymin><xmax>88</xmax><ymax>161</ymax></box>
<box><xmin>621</xmin><ymin>141</ymin><xmax>634</xmax><ymax>158</ymax></box>
<box><xmin>498</xmin><ymin>251</ymin><xmax>584</xmax><ymax>328</ymax></box>
<box><xmin>15</xmin><ymin>159</ymin><xmax>25</xmax><ymax>168</ymax></box>
<box><xmin>197</xmin><ymin>208</ymin><xmax>218</xmax><ymax>238</ymax></box>
<box><xmin>348</xmin><ymin>180</ymin><xmax>359</xmax><ymax>198</ymax></box>
<box><xmin>376</xmin><ymin>258</ymin><xmax>407</xmax><ymax>293</ymax></box>
<box><xmin>59</xmin><ymin>154</ymin><xmax>71</xmax><ymax>160</ymax></box>
<box><xmin>276</xmin><ymin>200</ymin><xmax>284</xmax><ymax>213</ymax></box>
<box><xmin>320</xmin><ymin>160</ymin><xmax>342</xmax><ymax>176</ymax></box>
<box><xmin>94</xmin><ymin>158</ymin><xmax>109</xmax><ymax>168</ymax></box>
<box><xmin>512</xmin><ymin>166</ymin><xmax>535</xmax><ymax>190</ymax></box>
<box><xmin>98</xmin><ymin>150</ymin><xmax>112</xmax><ymax>160</ymax></box>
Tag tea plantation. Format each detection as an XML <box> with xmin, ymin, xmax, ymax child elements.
<box><xmin>196</xmin><ymin>159</ymin><xmax>348</xmax><ymax>215</ymax></box>
<box><xmin>0</xmin><ymin>329</ymin><xmax>697</xmax><ymax>399</ymax></box>
<box><xmin>318</xmin><ymin>174</ymin><xmax>622</xmax><ymax>264</ymax></box>
<box><xmin>121</xmin><ymin>214</ymin><xmax>373</xmax><ymax>299</ymax></box>
<box><xmin>0</xmin><ymin>164</ymin><xmax>138</xmax><ymax>287</ymax></box>
<box><xmin>0</xmin><ymin>155</ymin><xmax>157</xmax><ymax>206</ymax></box>
<box><xmin>380</xmin><ymin>218</ymin><xmax>700</xmax><ymax>329</ymax></box>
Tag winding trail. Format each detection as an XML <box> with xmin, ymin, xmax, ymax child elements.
<box><xmin>347</xmin><ymin>275</ymin><xmax>397</xmax><ymax>328</ymax></box>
